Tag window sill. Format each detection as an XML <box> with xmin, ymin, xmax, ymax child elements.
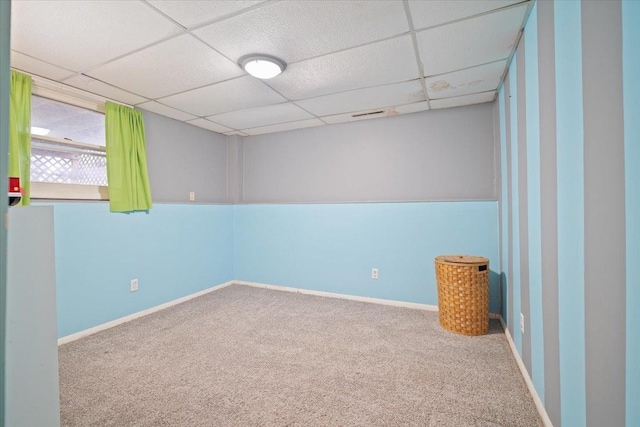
<box><xmin>30</xmin><ymin>182</ymin><xmax>109</xmax><ymax>201</ymax></box>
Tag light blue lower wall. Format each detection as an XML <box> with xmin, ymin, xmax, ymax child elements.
<box><xmin>48</xmin><ymin>201</ymin><xmax>498</xmax><ymax>338</ymax></box>
<box><xmin>233</xmin><ymin>202</ymin><xmax>500</xmax><ymax>312</ymax></box>
<box><xmin>48</xmin><ymin>203</ymin><xmax>234</xmax><ymax>337</ymax></box>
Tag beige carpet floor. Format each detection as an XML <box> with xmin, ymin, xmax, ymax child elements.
<box><xmin>59</xmin><ymin>285</ymin><xmax>542</xmax><ymax>426</ymax></box>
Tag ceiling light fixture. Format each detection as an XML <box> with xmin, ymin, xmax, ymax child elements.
<box><xmin>240</xmin><ymin>54</ymin><xmax>286</xmax><ymax>80</ymax></box>
<box><xmin>31</xmin><ymin>126</ymin><xmax>50</xmax><ymax>136</ymax></box>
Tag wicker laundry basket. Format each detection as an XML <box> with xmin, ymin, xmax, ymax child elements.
<box><xmin>435</xmin><ymin>255</ymin><xmax>490</xmax><ymax>336</ymax></box>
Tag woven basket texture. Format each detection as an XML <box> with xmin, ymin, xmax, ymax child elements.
<box><xmin>435</xmin><ymin>255</ymin><xmax>489</xmax><ymax>336</ymax></box>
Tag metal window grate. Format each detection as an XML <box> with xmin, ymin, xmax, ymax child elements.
<box><xmin>31</xmin><ymin>144</ymin><xmax>107</xmax><ymax>186</ymax></box>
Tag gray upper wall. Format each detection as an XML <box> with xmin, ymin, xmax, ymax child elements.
<box><xmin>142</xmin><ymin>110</ymin><xmax>230</xmax><ymax>204</ymax></box>
<box><xmin>240</xmin><ymin>103</ymin><xmax>497</xmax><ymax>204</ymax></box>
<box><xmin>140</xmin><ymin>103</ymin><xmax>497</xmax><ymax>205</ymax></box>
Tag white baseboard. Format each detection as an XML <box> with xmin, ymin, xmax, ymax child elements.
<box><xmin>499</xmin><ymin>316</ymin><xmax>553</xmax><ymax>427</ymax></box>
<box><xmin>57</xmin><ymin>281</ymin><xmax>235</xmax><ymax>346</ymax></box>
<box><xmin>59</xmin><ymin>279</ymin><xmax>502</xmax><ymax>347</ymax></box>
<box><xmin>237</xmin><ymin>281</ymin><xmax>505</xmax><ymax>319</ymax></box>
<box><xmin>236</xmin><ymin>280</ymin><xmax>440</xmax><ymax>311</ymax></box>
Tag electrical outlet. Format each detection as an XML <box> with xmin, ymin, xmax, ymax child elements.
<box><xmin>520</xmin><ymin>313</ymin><xmax>525</xmax><ymax>334</ymax></box>
<box><xmin>371</xmin><ymin>268</ymin><xmax>379</xmax><ymax>280</ymax></box>
<box><xmin>189</xmin><ymin>192</ymin><xmax>195</xmax><ymax>201</ymax></box>
<box><xmin>130</xmin><ymin>279</ymin><xmax>139</xmax><ymax>292</ymax></box>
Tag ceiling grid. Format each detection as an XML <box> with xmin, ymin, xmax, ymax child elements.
<box><xmin>9</xmin><ymin>0</ymin><xmax>530</xmax><ymax>136</ymax></box>
<box><xmin>403</xmin><ymin>0</ymin><xmax>431</xmax><ymax>111</ymax></box>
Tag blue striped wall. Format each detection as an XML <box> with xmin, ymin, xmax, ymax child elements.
<box><xmin>623</xmin><ymin>1</ymin><xmax>640</xmax><ymax>424</ymax></box>
<box><xmin>554</xmin><ymin>2</ymin><xmax>587</xmax><ymax>426</ymax></box>
<box><xmin>509</xmin><ymin>56</ymin><xmax>522</xmax><ymax>355</ymax></box>
<box><xmin>524</xmin><ymin>2</ymin><xmax>544</xmax><ymax>402</ymax></box>
<box><xmin>499</xmin><ymin>86</ymin><xmax>509</xmax><ymax>323</ymax></box>
<box><xmin>497</xmin><ymin>1</ymin><xmax>636</xmax><ymax>425</ymax></box>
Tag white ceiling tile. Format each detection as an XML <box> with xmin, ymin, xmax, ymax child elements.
<box><xmin>11</xmin><ymin>51</ymin><xmax>75</xmax><ymax>81</ymax></box>
<box><xmin>63</xmin><ymin>75</ymin><xmax>148</xmax><ymax>105</ymax></box>
<box><xmin>87</xmin><ymin>35</ymin><xmax>243</xmax><ymax>99</ymax></box>
<box><xmin>266</xmin><ymin>36</ymin><xmax>419</xmax><ymax>100</ymax></box>
<box><xmin>160</xmin><ymin>76</ymin><xmax>286</xmax><ymax>117</ymax></box>
<box><xmin>148</xmin><ymin>1</ymin><xmax>265</xmax><ymax>29</ymax></box>
<box><xmin>409</xmin><ymin>0</ymin><xmax>525</xmax><ymax>30</ymax></box>
<box><xmin>320</xmin><ymin>100</ymin><xmax>432</xmax><ymax>124</ymax></box>
<box><xmin>224</xmin><ymin>131</ymin><xmax>249</xmax><ymax>137</ymax></box>
<box><xmin>431</xmin><ymin>91</ymin><xmax>496</xmax><ymax>109</ymax></box>
<box><xmin>137</xmin><ymin>101</ymin><xmax>197</xmax><ymax>122</ymax></box>
<box><xmin>322</xmin><ymin>109</ymin><xmax>394</xmax><ymax>125</ymax></box>
<box><xmin>208</xmin><ymin>102</ymin><xmax>314</xmax><ymax>130</ymax></box>
<box><xmin>296</xmin><ymin>80</ymin><xmax>424</xmax><ymax>117</ymax></box>
<box><xmin>11</xmin><ymin>0</ymin><xmax>181</xmax><ymax>72</ymax></box>
<box><xmin>186</xmin><ymin>118</ymin><xmax>234</xmax><ymax>134</ymax></box>
<box><xmin>194</xmin><ymin>1</ymin><xmax>409</xmax><ymax>64</ymax></box>
<box><xmin>242</xmin><ymin>119</ymin><xmax>325</xmax><ymax>136</ymax></box>
<box><xmin>394</xmin><ymin>101</ymin><xmax>431</xmax><ymax>114</ymax></box>
<box><xmin>417</xmin><ymin>3</ymin><xmax>528</xmax><ymax>76</ymax></box>
<box><xmin>426</xmin><ymin>60</ymin><xmax>506</xmax><ymax>99</ymax></box>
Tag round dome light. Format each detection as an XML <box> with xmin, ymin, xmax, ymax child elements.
<box><xmin>240</xmin><ymin>55</ymin><xmax>286</xmax><ymax>79</ymax></box>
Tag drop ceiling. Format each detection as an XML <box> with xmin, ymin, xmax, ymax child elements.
<box><xmin>10</xmin><ymin>0</ymin><xmax>530</xmax><ymax>136</ymax></box>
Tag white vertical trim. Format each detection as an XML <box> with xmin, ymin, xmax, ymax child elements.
<box><xmin>499</xmin><ymin>316</ymin><xmax>553</xmax><ymax>427</ymax></box>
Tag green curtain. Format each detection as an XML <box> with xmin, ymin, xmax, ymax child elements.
<box><xmin>105</xmin><ymin>101</ymin><xmax>152</xmax><ymax>212</ymax></box>
<box><xmin>9</xmin><ymin>71</ymin><xmax>31</xmax><ymax>206</ymax></box>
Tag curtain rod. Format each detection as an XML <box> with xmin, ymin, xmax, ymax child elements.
<box><xmin>12</xmin><ymin>68</ymin><xmax>134</xmax><ymax>109</ymax></box>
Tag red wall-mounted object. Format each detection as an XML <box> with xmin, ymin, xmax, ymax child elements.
<box><xmin>9</xmin><ymin>176</ymin><xmax>21</xmax><ymax>195</ymax></box>
<box><xmin>8</xmin><ymin>176</ymin><xmax>22</xmax><ymax>206</ymax></box>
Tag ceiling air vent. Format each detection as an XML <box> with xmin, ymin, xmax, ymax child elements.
<box><xmin>352</xmin><ymin>110</ymin><xmax>385</xmax><ymax>118</ymax></box>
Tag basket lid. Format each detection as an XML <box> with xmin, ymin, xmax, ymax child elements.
<box><xmin>435</xmin><ymin>255</ymin><xmax>489</xmax><ymax>265</ymax></box>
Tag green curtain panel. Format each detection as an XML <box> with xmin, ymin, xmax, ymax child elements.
<box><xmin>9</xmin><ymin>71</ymin><xmax>31</xmax><ymax>206</ymax></box>
<box><xmin>105</xmin><ymin>101</ymin><xmax>152</xmax><ymax>212</ymax></box>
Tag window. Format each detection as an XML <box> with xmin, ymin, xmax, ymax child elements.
<box><xmin>30</xmin><ymin>92</ymin><xmax>109</xmax><ymax>200</ymax></box>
